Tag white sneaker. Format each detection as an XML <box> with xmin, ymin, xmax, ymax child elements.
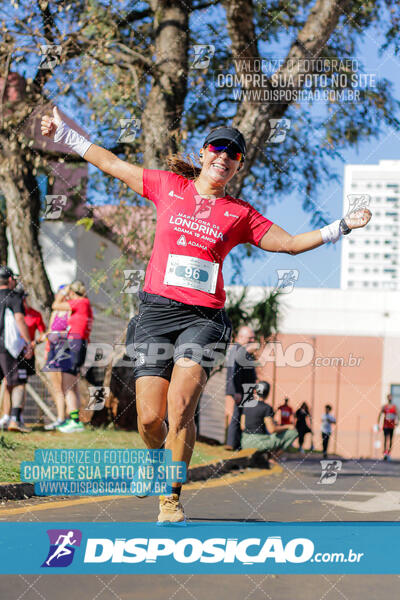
<box><xmin>44</xmin><ymin>419</ymin><xmax>64</xmax><ymax>431</ymax></box>
<box><xmin>0</xmin><ymin>414</ymin><xmax>10</xmax><ymax>429</ymax></box>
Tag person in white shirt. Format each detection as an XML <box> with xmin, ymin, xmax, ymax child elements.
<box><xmin>321</xmin><ymin>404</ymin><xmax>336</xmax><ymax>459</ymax></box>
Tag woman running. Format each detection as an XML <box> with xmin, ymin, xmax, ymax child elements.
<box><xmin>41</xmin><ymin>108</ymin><xmax>371</xmax><ymax>523</ymax></box>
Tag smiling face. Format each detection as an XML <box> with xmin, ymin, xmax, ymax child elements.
<box><xmin>199</xmin><ymin>141</ymin><xmax>242</xmax><ymax>187</ymax></box>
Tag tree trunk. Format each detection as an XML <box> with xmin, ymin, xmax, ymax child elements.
<box><xmin>0</xmin><ymin>135</ymin><xmax>53</xmax><ymax>314</ymax></box>
<box><xmin>141</xmin><ymin>0</ymin><xmax>191</xmax><ymax>168</ymax></box>
<box><xmin>0</xmin><ymin>204</ymin><xmax>8</xmax><ymax>264</ymax></box>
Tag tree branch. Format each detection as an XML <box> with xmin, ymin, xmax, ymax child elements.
<box><xmin>124</xmin><ymin>7</ymin><xmax>153</xmax><ymax>22</ymax></box>
<box><xmin>193</xmin><ymin>0</ymin><xmax>218</xmax><ymax>9</ymax></box>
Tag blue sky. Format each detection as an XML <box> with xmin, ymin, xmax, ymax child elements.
<box><xmin>224</xmin><ymin>32</ymin><xmax>400</xmax><ymax>289</ymax></box>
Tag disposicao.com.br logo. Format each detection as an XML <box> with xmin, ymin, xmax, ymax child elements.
<box><xmin>82</xmin><ymin>536</ymin><xmax>363</xmax><ymax>565</ymax></box>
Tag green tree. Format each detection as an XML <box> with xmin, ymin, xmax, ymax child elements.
<box><xmin>2</xmin><ymin>0</ymin><xmax>400</xmax><ymax>306</ymax></box>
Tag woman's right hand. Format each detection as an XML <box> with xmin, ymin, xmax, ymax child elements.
<box><xmin>41</xmin><ymin>107</ymin><xmax>62</xmax><ymax>139</ymax></box>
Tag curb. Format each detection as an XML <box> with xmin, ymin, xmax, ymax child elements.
<box><xmin>0</xmin><ymin>449</ymin><xmax>270</xmax><ymax>501</ymax></box>
<box><xmin>187</xmin><ymin>449</ymin><xmax>270</xmax><ymax>483</ymax></box>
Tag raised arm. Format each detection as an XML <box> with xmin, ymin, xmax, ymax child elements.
<box><xmin>259</xmin><ymin>209</ymin><xmax>371</xmax><ymax>254</ymax></box>
<box><xmin>41</xmin><ymin>108</ymin><xmax>143</xmax><ymax>195</ymax></box>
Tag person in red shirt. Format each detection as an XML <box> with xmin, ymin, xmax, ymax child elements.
<box><xmin>378</xmin><ymin>394</ymin><xmax>398</xmax><ymax>460</ymax></box>
<box><xmin>50</xmin><ymin>281</ymin><xmax>93</xmax><ymax>433</ymax></box>
<box><xmin>42</xmin><ymin>108</ymin><xmax>372</xmax><ymax>524</ymax></box>
<box><xmin>277</xmin><ymin>397</ymin><xmax>294</xmax><ymax>426</ymax></box>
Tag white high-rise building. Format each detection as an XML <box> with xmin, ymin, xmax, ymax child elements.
<box><xmin>341</xmin><ymin>160</ymin><xmax>400</xmax><ymax>291</ymax></box>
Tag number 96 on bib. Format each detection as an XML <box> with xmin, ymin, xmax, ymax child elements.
<box><xmin>164</xmin><ymin>254</ymin><xmax>219</xmax><ymax>294</ymax></box>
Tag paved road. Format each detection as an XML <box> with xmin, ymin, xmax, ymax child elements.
<box><xmin>1</xmin><ymin>457</ymin><xmax>399</xmax><ymax>599</ymax></box>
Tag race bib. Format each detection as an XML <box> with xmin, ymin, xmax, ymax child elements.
<box><xmin>164</xmin><ymin>254</ymin><xmax>219</xmax><ymax>294</ymax></box>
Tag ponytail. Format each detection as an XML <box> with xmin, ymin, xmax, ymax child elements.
<box><xmin>167</xmin><ymin>153</ymin><xmax>202</xmax><ymax>180</ymax></box>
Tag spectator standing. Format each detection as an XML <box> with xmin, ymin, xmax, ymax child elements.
<box><xmin>43</xmin><ymin>285</ymin><xmax>70</xmax><ymax>430</ymax></box>
<box><xmin>241</xmin><ymin>381</ymin><xmax>298</xmax><ymax>457</ymax></box>
<box><xmin>277</xmin><ymin>397</ymin><xmax>294</xmax><ymax>426</ymax></box>
<box><xmin>0</xmin><ymin>267</ymin><xmax>33</xmax><ymax>433</ymax></box>
<box><xmin>50</xmin><ymin>281</ymin><xmax>93</xmax><ymax>433</ymax></box>
<box><xmin>295</xmin><ymin>402</ymin><xmax>312</xmax><ymax>454</ymax></box>
<box><xmin>225</xmin><ymin>325</ymin><xmax>257</xmax><ymax>451</ymax></box>
<box><xmin>378</xmin><ymin>394</ymin><xmax>398</xmax><ymax>461</ymax></box>
<box><xmin>321</xmin><ymin>404</ymin><xmax>336</xmax><ymax>459</ymax></box>
<box><xmin>0</xmin><ymin>283</ymin><xmax>46</xmax><ymax>427</ymax></box>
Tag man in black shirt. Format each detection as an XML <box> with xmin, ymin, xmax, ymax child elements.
<box><xmin>241</xmin><ymin>381</ymin><xmax>298</xmax><ymax>456</ymax></box>
<box><xmin>225</xmin><ymin>326</ymin><xmax>258</xmax><ymax>450</ymax></box>
<box><xmin>0</xmin><ymin>267</ymin><xmax>33</xmax><ymax>432</ymax></box>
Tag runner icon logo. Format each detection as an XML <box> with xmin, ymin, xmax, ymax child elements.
<box><xmin>86</xmin><ymin>386</ymin><xmax>110</xmax><ymax>411</ymax></box>
<box><xmin>240</xmin><ymin>384</ymin><xmax>259</xmax><ymax>408</ymax></box>
<box><xmin>193</xmin><ymin>195</ymin><xmax>216</xmax><ymax>219</ymax></box>
<box><xmin>318</xmin><ymin>460</ymin><xmax>342</xmax><ymax>485</ymax></box>
<box><xmin>121</xmin><ymin>270</ymin><xmax>145</xmax><ymax>294</ymax></box>
<box><xmin>119</xmin><ymin>118</ymin><xmax>141</xmax><ymax>143</ymax></box>
<box><xmin>191</xmin><ymin>44</ymin><xmax>215</xmax><ymax>69</ymax></box>
<box><xmin>346</xmin><ymin>193</ymin><xmax>371</xmax><ymax>215</ymax></box>
<box><xmin>267</xmin><ymin>118</ymin><xmax>291</xmax><ymax>143</ymax></box>
<box><xmin>42</xmin><ymin>529</ymin><xmax>82</xmax><ymax>568</ymax></box>
<box><xmin>44</xmin><ymin>195</ymin><xmax>67</xmax><ymax>220</ymax></box>
<box><xmin>39</xmin><ymin>45</ymin><xmax>62</xmax><ymax>70</ymax></box>
<box><xmin>275</xmin><ymin>269</ymin><xmax>299</xmax><ymax>293</ymax></box>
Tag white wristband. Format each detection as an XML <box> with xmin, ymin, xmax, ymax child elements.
<box><xmin>320</xmin><ymin>219</ymin><xmax>342</xmax><ymax>244</ymax></box>
<box><xmin>54</xmin><ymin>121</ymin><xmax>92</xmax><ymax>158</ymax></box>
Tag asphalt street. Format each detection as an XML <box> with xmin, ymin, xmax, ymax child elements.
<box><xmin>1</xmin><ymin>456</ymin><xmax>399</xmax><ymax>599</ymax></box>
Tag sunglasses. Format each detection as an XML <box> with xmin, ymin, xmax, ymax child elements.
<box><xmin>206</xmin><ymin>143</ymin><xmax>243</xmax><ymax>162</ymax></box>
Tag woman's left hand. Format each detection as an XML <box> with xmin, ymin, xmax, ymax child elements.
<box><xmin>344</xmin><ymin>208</ymin><xmax>372</xmax><ymax>230</ymax></box>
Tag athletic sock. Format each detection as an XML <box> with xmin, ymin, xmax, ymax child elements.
<box><xmin>11</xmin><ymin>407</ymin><xmax>22</xmax><ymax>421</ymax></box>
<box><xmin>171</xmin><ymin>486</ymin><xmax>181</xmax><ymax>498</ymax></box>
<box><xmin>69</xmin><ymin>410</ymin><xmax>80</xmax><ymax>423</ymax></box>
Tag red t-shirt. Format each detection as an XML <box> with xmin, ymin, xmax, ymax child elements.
<box><xmin>67</xmin><ymin>297</ymin><xmax>93</xmax><ymax>341</ymax></box>
<box><xmin>142</xmin><ymin>170</ymin><xmax>274</xmax><ymax>308</ymax></box>
<box><xmin>382</xmin><ymin>404</ymin><xmax>398</xmax><ymax>429</ymax></box>
<box><xmin>24</xmin><ymin>307</ymin><xmax>46</xmax><ymax>341</ymax></box>
<box><xmin>277</xmin><ymin>404</ymin><xmax>293</xmax><ymax>426</ymax></box>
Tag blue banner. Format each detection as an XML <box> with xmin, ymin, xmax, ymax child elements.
<box><xmin>20</xmin><ymin>449</ymin><xmax>186</xmax><ymax>496</ymax></box>
<box><xmin>0</xmin><ymin>522</ymin><xmax>399</xmax><ymax>574</ymax></box>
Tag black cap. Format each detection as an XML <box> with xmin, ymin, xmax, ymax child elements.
<box><xmin>203</xmin><ymin>127</ymin><xmax>246</xmax><ymax>156</ymax></box>
<box><xmin>0</xmin><ymin>266</ymin><xmax>15</xmax><ymax>280</ymax></box>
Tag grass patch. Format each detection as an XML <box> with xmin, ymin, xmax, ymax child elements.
<box><xmin>0</xmin><ymin>428</ymin><xmax>232</xmax><ymax>483</ymax></box>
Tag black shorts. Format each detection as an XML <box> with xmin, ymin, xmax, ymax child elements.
<box><xmin>18</xmin><ymin>354</ymin><xmax>36</xmax><ymax>377</ymax></box>
<box><xmin>0</xmin><ymin>351</ymin><xmax>28</xmax><ymax>386</ymax></box>
<box><xmin>126</xmin><ymin>292</ymin><xmax>232</xmax><ymax>381</ymax></box>
<box><xmin>383</xmin><ymin>428</ymin><xmax>394</xmax><ymax>442</ymax></box>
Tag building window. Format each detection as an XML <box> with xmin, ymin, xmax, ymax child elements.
<box><xmin>390</xmin><ymin>385</ymin><xmax>400</xmax><ymax>413</ymax></box>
